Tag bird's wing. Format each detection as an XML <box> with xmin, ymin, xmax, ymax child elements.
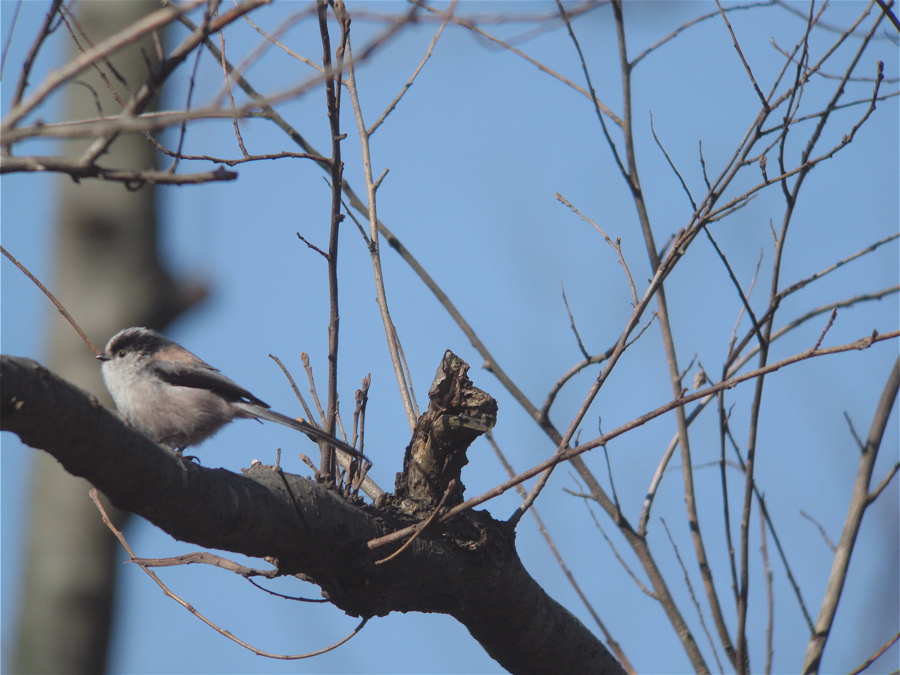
<box><xmin>150</xmin><ymin>359</ymin><xmax>270</xmax><ymax>408</ymax></box>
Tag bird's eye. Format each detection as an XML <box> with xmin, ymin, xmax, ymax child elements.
<box><xmin>117</xmin><ymin>350</ymin><xmax>127</xmax><ymax>358</ymax></box>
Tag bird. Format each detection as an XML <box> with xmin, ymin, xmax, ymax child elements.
<box><xmin>96</xmin><ymin>326</ymin><xmax>366</xmax><ymax>463</ymax></box>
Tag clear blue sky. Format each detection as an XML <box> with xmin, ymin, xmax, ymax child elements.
<box><xmin>2</xmin><ymin>2</ymin><xmax>898</xmax><ymax>673</ymax></box>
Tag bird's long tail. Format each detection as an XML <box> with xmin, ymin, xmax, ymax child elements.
<box><xmin>234</xmin><ymin>402</ymin><xmax>370</xmax><ymax>464</ymax></box>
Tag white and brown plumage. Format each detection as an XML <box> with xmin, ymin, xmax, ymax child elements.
<box><xmin>97</xmin><ymin>327</ymin><xmax>366</xmax><ymax>461</ymax></box>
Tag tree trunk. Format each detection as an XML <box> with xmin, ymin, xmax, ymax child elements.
<box><xmin>11</xmin><ymin>3</ymin><xmax>201</xmax><ymax>672</ymax></box>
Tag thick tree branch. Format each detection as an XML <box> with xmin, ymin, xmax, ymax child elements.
<box><xmin>1</xmin><ymin>354</ymin><xmax>624</xmax><ymax>674</ymax></box>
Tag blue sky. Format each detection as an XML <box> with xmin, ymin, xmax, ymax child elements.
<box><xmin>2</xmin><ymin>1</ymin><xmax>898</xmax><ymax>673</ymax></box>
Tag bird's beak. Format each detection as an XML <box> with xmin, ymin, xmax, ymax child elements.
<box><xmin>95</xmin><ymin>354</ymin><xmax>110</xmax><ymax>361</ymax></box>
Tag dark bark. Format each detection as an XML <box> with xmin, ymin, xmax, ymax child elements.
<box><xmin>1</xmin><ymin>353</ymin><xmax>624</xmax><ymax>674</ymax></box>
<box><xmin>396</xmin><ymin>350</ymin><xmax>498</xmax><ymax>510</ymax></box>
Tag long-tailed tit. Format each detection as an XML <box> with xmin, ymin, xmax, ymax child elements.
<box><xmin>97</xmin><ymin>327</ymin><xmax>365</xmax><ymax>461</ymax></box>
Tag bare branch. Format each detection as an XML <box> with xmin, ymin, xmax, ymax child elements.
<box><xmin>649</xmin><ymin>111</ymin><xmax>696</xmax><ymax>212</ymax></box>
<box><xmin>779</xmin><ymin>233</ymin><xmax>898</xmax><ymax>299</ymax></box>
<box><xmin>0</xmin><ymin>154</ymin><xmax>236</xmax><ymax>183</ymax></box>
<box><xmin>374</xmin><ymin>329</ymin><xmax>899</xmax><ymax>547</ymax></box>
<box><xmin>661</xmin><ymin>518</ymin><xmax>726</xmax><ymax>673</ymax></box>
<box><xmin>715</xmin><ymin>0</ymin><xmax>769</xmax><ymax>109</ymax></box>
<box><xmin>849</xmin><ymin>632</ymin><xmax>900</xmax><ymax>675</ymax></box>
<box><xmin>799</xmin><ymin>511</ymin><xmax>837</xmax><ymax>552</ymax></box>
<box><xmin>874</xmin><ymin>0</ymin><xmax>900</xmax><ymax>32</ymax></box>
<box><xmin>131</xmin><ymin>551</ymin><xmax>282</xmax><ymax>579</ymax></box>
<box><xmin>0</xmin><ymin>245</ymin><xmax>98</xmax><ymax>355</ymax></box>
<box><xmin>632</xmin><ymin>1</ymin><xmax>777</xmax><ymax>65</ymax></box>
<box><xmin>368</xmin><ymin>1</ymin><xmax>455</xmax><ymax>136</ymax></box>
<box><xmin>344</xmin><ymin>14</ymin><xmax>422</xmax><ymax>431</ymax></box>
<box><xmin>555</xmin><ymin>192</ymin><xmax>638</xmax><ymax>305</ymax></box>
<box><xmin>560</xmin><ymin>282</ymin><xmax>591</xmax><ymax>360</ymax></box>
<box><xmin>802</xmin><ymin>356</ymin><xmax>900</xmax><ymax>673</ymax></box>
<box><xmin>94</xmin><ymin>489</ymin><xmax>369</xmax><ymax>659</ymax></box>
<box><xmin>9</xmin><ymin>0</ymin><xmax>65</xmax><ymax>108</ymax></box>
<box><xmin>414</xmin><ymin>0</ymin><xmax>621</xmax><ymax>126</ymax></box>
<box><xmin>868</xmin><ymin>462</ymin><xmax>899</xmax><ymax>504</ymax></box>
<box><xmin>2</xmin><ymin>0</ymin><xmax>208</xmax><ymax>132</ymax></box>
<box><xmin>760</xmin><ymin>506</ymin><xmax>775</xmax><ymax>675</ymax></box>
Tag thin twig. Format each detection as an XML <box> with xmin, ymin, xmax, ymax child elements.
<box><xmin>245</xmin><ymin>578</ymin><xmax>328</xmax><ymax>603</ymax></box>
<box><xmin>778</xmin><ymin>233</ymin><xmax>898</xmax><ymax>300</ymax></box>
<box><xmin>58</xmin><ymin>5</ymin><xmax>130</xmax><ymax>108</ymax></box>
<box><xmin>702</xmin><ymin>225</ymin><xmax>764</xmax><ymax>349</ymax></box>
<box><xmin>413</xmin><ymin>0</ymin><xmax>621</xmax><ymax>126</ymax></box>
<box><xmin>812</xmin><ymin>308</ymin><xmax>838</xmax><ymax>351</ymax></box>
<box><xmin>9</xmin><ymin>0</ymin><xmax>65</xmax><ymax>109</ymax></box>
<box><xmin>760</xmin><ymin>506</ymin><xmax>774</xmax><ymax>675</ymax></box>
<box><xmin>0</xmin><ymin>155</ymin><xmax>238</xmax><ymax>184</ymax></box>
<box><xmin>215</xmin><ymin>9</ymin><xmax>250</xmax><ymax>160</ymax></box>
<box><xmin>0</xmin><ymin>245</ymin><xmax>97</xmax><ymax>354</ymax></box>
<box><xmin>848</xmin><ymin>632</ymin><xmax>900</xmax><ymax>675</ymax></box>
<box><xmin>560</xmin><ymin>282</ymin><xmax>590</xmax><ymax>360</ymax></box>
<box><xmin>488</xmin><ymin>435</ymin><xmax>636</xmax><ymax>673</ymax></box>
<box><xmin>343</xmin><ymin>9</ymin><xmax>422</xmax><ymax>430</ymax></box>
<box><xmin>539</xmin><ymin>349</ymin><xmax>614</xmax><ymax>422</ymax></box>
<box><xmin>370</xmin><ymin>329</ymin><xmax>898</xmax><ymax>549</ymax></box>
<box><xmin>241</xmin><ymin>7</ymin><xmax>322</xmax><ymax>73</ymax></box>
<box><xmin>799</xmin><ymin>511</ymin><xmax>837</xmax><ymax>552</ymax></box>
<box><xmin>368</xmin><ymin>0</ymin><xmax>455</xmax><ymax>136</ymax></box>
<box><xmin>301</xmin><ymin>353</ymin><xmax>328</xmax><ymax>433</ymax></box>
<box><xmin>90</xmin><ymin>489</ymin><xmax>367</xmax><ymax>659</ymax></box>
<box><xmin>873</xmin><ymin>0</ymin><xmax>900</xmax><ymax>31</ymax></box>
<box><xmin>715</xmin><ymin>0</ymin><xmax>769</xmax><ymax>108</ymax></box>
<box><xmin>661</xmin><ymin>518</ymin><xmax>726</xmax><ymax>673</ymax></box>
<box><xmin>130</xmin><ymin>551</ymin><xmax>281</xmax><ymax>578</ymax></box>
<box><xmin>268</xmin><ymin>354</ymin><xmax>316</xmax><ymax>430</ymax></box>
<box><xmin>555</xmin><ymin>192</ymin><xmax>638</xmax><ymax>305</ymax></box>
<box><xmin>317</xmin><ymin>0</ymin><xmax>349</xmax><ymax>481</ymax></box>
<box><xmin>868</xmin><ymin>462</ymin><xmax>899</xmax><ymax>504</ymax></box>
<box><xmin>632</xmin><ymin>1</ymin><xmax>776</xmax><ymax>66</ymax></box>
<box><xmin>574</xmin><ymin>495</ymin><xmax>650</xmax><ymax>597</ymax></box>
<box><xmin>802</xmin><ymin>357</ymin><xmax>900</xmax><ymax>673</ymax></box>
<box><xmin>649</xmin><ymin>112</ymin><xmax>696</xmax><ymax>212</ymax></box>
<box><xmin>723</xmin><ymin>426</ymin><xmax>815</xmax><ymax>631</ymax></box>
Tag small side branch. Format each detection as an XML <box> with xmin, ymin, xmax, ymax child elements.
<box><xmin>91</xmin><ymin>490</ymin><xmax>368</xmax><ymax>660</ymax></box>
<box><xmin>0</xmin><ymin>156</ymin><xmax>237</xmax><ymax>184</ymax></box>
<box><xmin>802</xmin><ymin>357</ymin><xmax>900</xmax><ymax>674</ymax></box>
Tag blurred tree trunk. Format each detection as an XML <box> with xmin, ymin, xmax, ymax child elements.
<box><xmin>12</xmin><ymin>3</ymin><xmax>202</xmax><ymax>672</ymax></box>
